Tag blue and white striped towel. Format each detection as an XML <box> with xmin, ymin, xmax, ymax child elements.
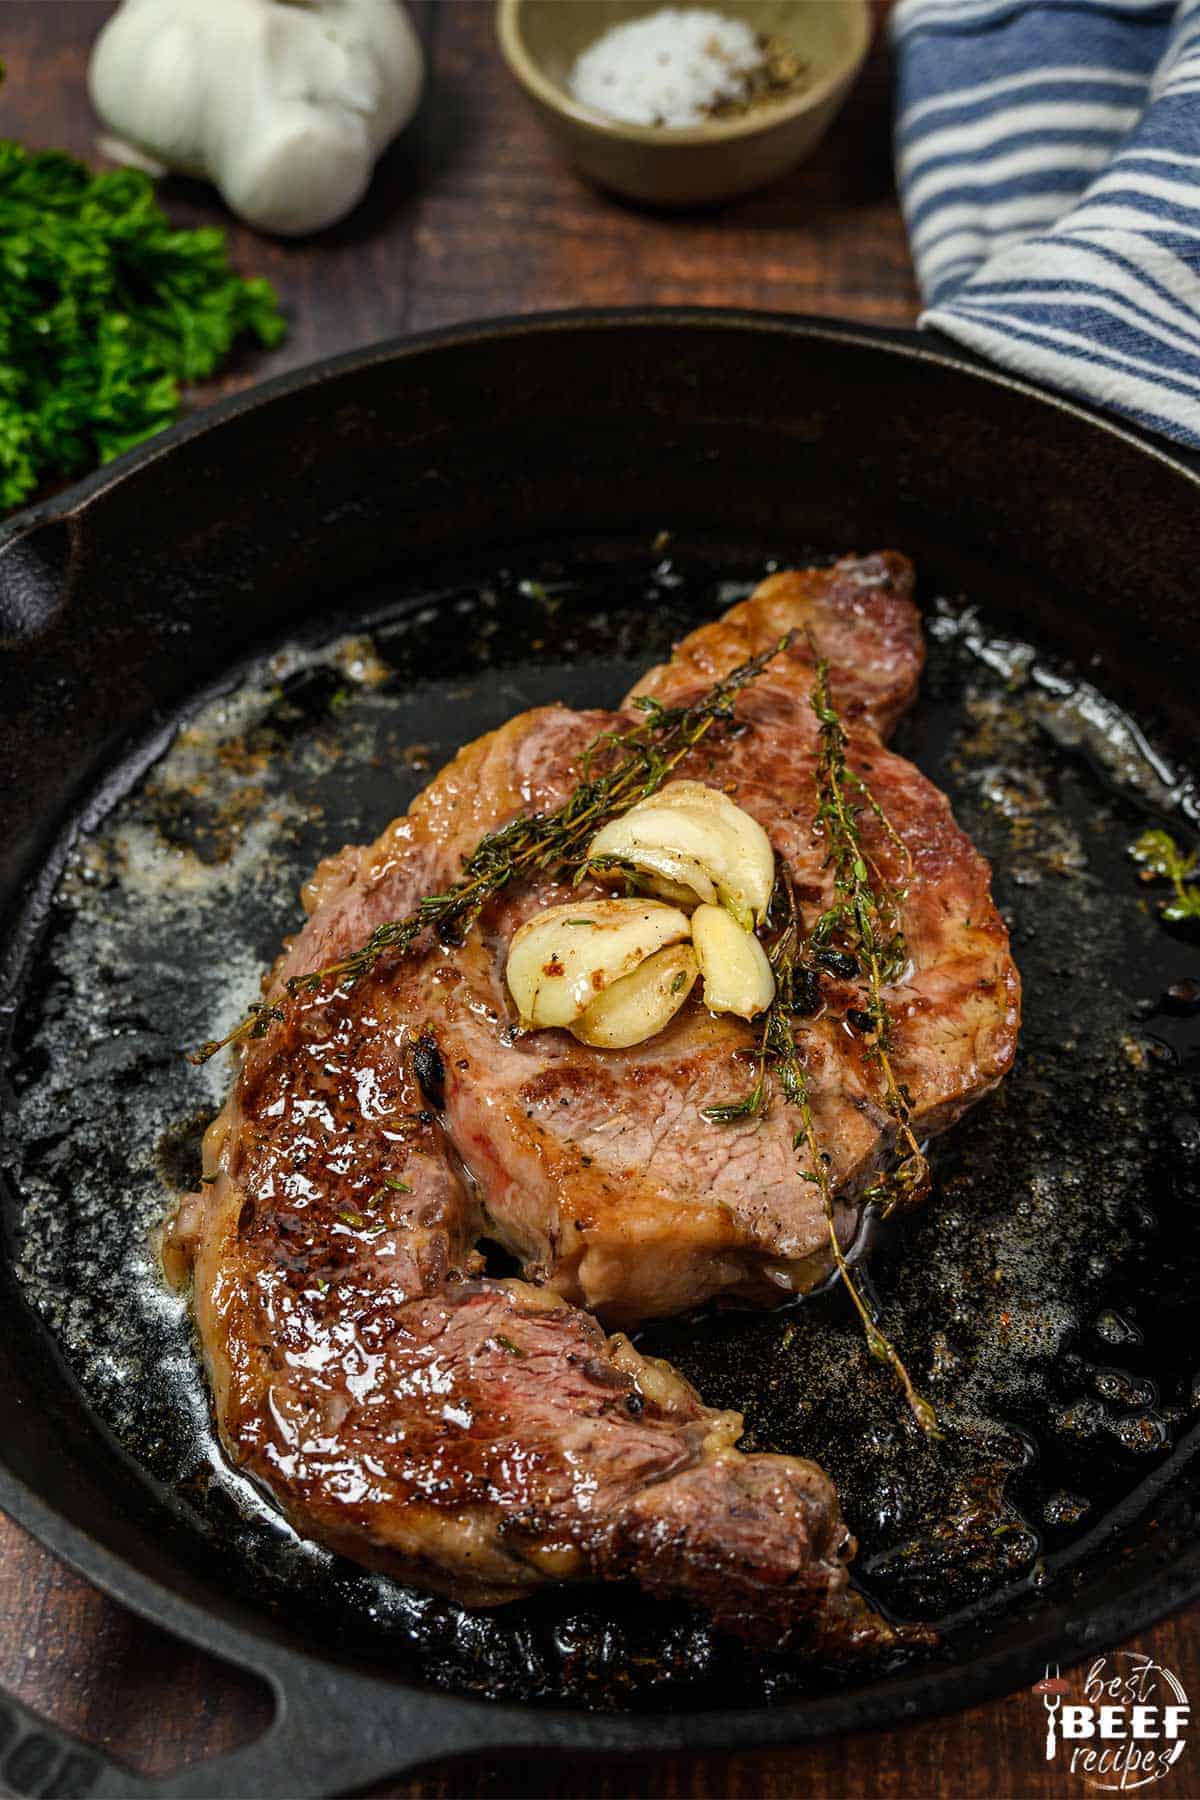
<box><xmin>893</xmin><ymin>0</ymin><xmax>1200</xmax><ymax>447</ymax></box>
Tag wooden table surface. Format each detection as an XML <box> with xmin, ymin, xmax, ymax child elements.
<box><xmin>2</xmin><ymin>5</ymin><xmax>1197</xmax><ymax>1798</ymax></box>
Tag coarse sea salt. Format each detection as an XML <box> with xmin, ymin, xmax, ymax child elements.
<box><xmin>568</xmin><ymin>8</ymin><xmax>765</xmax><ymax>130</ymax></box>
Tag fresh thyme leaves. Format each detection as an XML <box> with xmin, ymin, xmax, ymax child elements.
<box><xmin>1131</xmin><ymin>828</ymin><xmax>1200</xmax><ymax>923</ymax></box>
<box><xmin>494</xmin><ymin>1334</ymin><xmax>529</xmax><ymax>1358</ymax></box>
<box><xmin>703</xmin><ymin>870</ymin><xmax>938</xmax><ymax>1437</ymax></box>
<box><xmin>701</xmin><ymin>1069</ymin><xmax>769</xmax><ymax>1126</ymax></box>
<box><xmin>190</xmin><ymin>632</ymin><xmax>796</xmax><ymax>1063</ymax></box>
<box><xmin>0</xmin><ymin>136</ymin><xmax>285</xmax><ymax>513</ymax></box>
<box><xmin>705</xmin><ymin>659</ymin><xmax>928</xmax><ymax>1216</ymax></box>
<box><xmin>808</xmin><ymin>656</ymin><xmax>930</xmax><ymax>1220</ymax></box>
<box><xmin>707</xmin><ymin>867</ymin><xmax>939</xmax><ymax>1435</ymax></box>
<box><xmin>702</xmin><ymin>660</ymin><xmax>938</xmax><ymax>1437</ymax></box>
<box><xmin>190</xmin><ymin>1001</ymin><xmax>284</xmax><ymax>1064</ymax></box>
<box><xmin>792</xmin><ymin>1089</ymin><xmax>942</xmax><ymax>1442</ymax></box>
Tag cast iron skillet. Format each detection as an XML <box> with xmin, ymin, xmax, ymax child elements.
<box><xmin>1</xmin><ymin>311</ymin><xmax>1199</xmax><ymax>1799</ymax></box>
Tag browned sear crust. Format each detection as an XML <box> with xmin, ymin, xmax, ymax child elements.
<box><xmin>169</xmin><ymin>553</ymin><xmax>1018</xmax><ymax>1653</ymax></box>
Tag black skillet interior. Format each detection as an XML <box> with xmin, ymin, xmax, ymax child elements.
<box><xmin>1</xmin><ymin>313</ymin><xmax>1199</xmax><ymax>1798</ymax></box>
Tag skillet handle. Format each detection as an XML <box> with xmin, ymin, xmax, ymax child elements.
<box><xmin>0</xmin><ymin>1685</ymin><xmax>115</xmax><ymax>1800</ymax></box>
<box><xmin>0</xmin><ymin>1658</ymin><xmax>513</xmax><ymax>1800</ymax></box>
<box><xmin>0</xmin><ymin>1682</ymin><xmax>139</xmax><ymax>1800</ymax></box>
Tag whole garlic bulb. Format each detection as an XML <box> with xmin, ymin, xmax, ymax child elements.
<box><xmin>88</xmin><ymin>0</ymin><xmax>425</xmax><ymax>237</ymax></box>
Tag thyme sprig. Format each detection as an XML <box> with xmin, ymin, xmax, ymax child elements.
<box><xmin>792</xmin><ymin>1087</ymin><xmax>942</xmax><ymax>1440</ymax></box>
<box><xmin>704</xmin><ymin>656</ymin><xmax>930</xmax><ymax>1203</ymax></box>
<box><xmin>808</xmin><ymin>656</ymin><xmax>930</xmax><ymax>1218</ymax></box>
<box><xmin>703</xmin><ymin>864</ymin><xmax>940</xmax><ymax>1437</ymax></box>
<box><xmin>190</xmin><ymin>632</ymin><xmax>796</xmax><ymax>1063</ymax></box>
<box><xmin>701</xmin><ymin>660</ymin><xmax>938</xmax><ymax>1436</ymax></box>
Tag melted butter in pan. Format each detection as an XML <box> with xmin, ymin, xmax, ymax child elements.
<box><xmin>5</xmin><ymin>554</ymin><xmax>1198</xmax><ymax>1706</ymax></box>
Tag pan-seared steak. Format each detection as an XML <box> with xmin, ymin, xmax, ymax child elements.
<box><xmin>169</xmin><ymin>553</ymin><xmax>1018</xmax><ymax>1638</ymax></box>
<box><xmin>178</xmin><ymin>1075</ymin><xmax>884</xmax><ymax>1647</ymax></box>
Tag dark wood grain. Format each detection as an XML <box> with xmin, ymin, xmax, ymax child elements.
<box><xmin>1</xmin><ymin>4</ymin><xmax>1195</xmax><ymax>1798</ymax></box>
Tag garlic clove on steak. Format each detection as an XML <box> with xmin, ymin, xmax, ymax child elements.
<box><xmin>570</xmin><ymin>943</ymin><xmax>698</xmax><ymax>1049</ymax></box>
<box><xmin>652</xmin><ymin>782</ymin><xmax>777</xmax><ymax>925</ymax></box>
<box><xmin>593</xmin><ymin>839</ymin><xmax>719</xmax><ymax>910</ymax></box>
<box><xmin>506</xmin><ymin>899</ymin><xmax>692</xmax><ymax>1030</ymax></box>
<box><xmin>588</xmin><ymin>780</ymin><xmax>774</xmax><ymax>927</ymax></box>
<box><xmin>691</xmin><ymin>903</ymin><xmax>775</xmax><ymax>1020</ymax></box>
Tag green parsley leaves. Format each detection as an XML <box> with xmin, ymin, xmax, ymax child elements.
<box><xmin>0</xmin><ymin>140</ymin><xmax>285</xmax><ymax>512</ymax></box>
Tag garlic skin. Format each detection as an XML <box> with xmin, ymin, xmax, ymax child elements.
<box><xmin>506</xmin><ymin>900</ymin><xmax>692</xmax><ymax>1031</ymax></box>
<box><xmin>588</xmin><ymin>780</ymin><xmax>774</xmax><ymax>928</ymax></box>
<box><xmin>570</xmin><ymin>943</ymin><xmax>699</xmax><ymax>1049</ymax></box>
<box><xmin>88</xmin><ymin>0</ymin><xmax>424</xmax><ymax>237</ymax></box>
<box><xmin>691</xmin><ymin>904</ymin><xmax>775</xmax><ymax>1020</ymax></box>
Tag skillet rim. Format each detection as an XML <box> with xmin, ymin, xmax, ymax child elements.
<box><xmin>2</xmin><ymin>306</ymin><xmax>1200</xmax><ymax>1783</ymax></box>
<box><xmin>3</xmin><ymin>305</ymin><xmax>1199</xmax><ymax>554</ymax></box>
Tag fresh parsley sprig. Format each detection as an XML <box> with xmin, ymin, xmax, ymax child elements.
<box><xmin>0</xmin><ymin>138</ymin><xmax>285</xmax><ymax>512</ymax></box>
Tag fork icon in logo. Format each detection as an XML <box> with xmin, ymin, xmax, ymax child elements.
<box><xmin>1034</xmin><ymin>1663</ymin><xmax>1071</xmax><ymax>1761</ymax></box>
<box><xmin>1044</xmin><ymin>1664</ymin><xmax>1063</xmax><ymax>1760</ymax></box>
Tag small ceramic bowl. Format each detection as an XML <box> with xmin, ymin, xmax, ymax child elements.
<box><xmin>496</xmin><ymin>0</ymin><xmax>871</xmax><ymax>207</ymax></box>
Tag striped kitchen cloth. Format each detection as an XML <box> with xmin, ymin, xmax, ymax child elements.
<box><xmin>892</xmin><ymin>0</ymin><xmax>1200</xmax><ymax>448</ymax></box>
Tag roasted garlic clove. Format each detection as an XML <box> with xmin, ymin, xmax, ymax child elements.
<box><xmin>588</xmin><ymin>780</ymin><xmax>774</xmax><ymax>927</ymax></box>
<box><xmin>691</xmin><ymin>903</ymin><xmax>775</xmax><ymax>1020</ymax></box>
<box><xmin>506</xmin><ymin>899</ymin><xmax>692</xmax><ymax>1030</ymax></box>
<box><xmin>592</xmin><ymin>838</ymin><xmax>718</xmax><ymax>910</ymax></box>
<box><xmin>652</xmin><ymin>782</ymin><xmax>776</xmax><ymax>925</ymax></box>
<box><xmin>570</xmin><ymin>943</ymin><xmax>698</xmax><ymax>1049</ymax></box>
